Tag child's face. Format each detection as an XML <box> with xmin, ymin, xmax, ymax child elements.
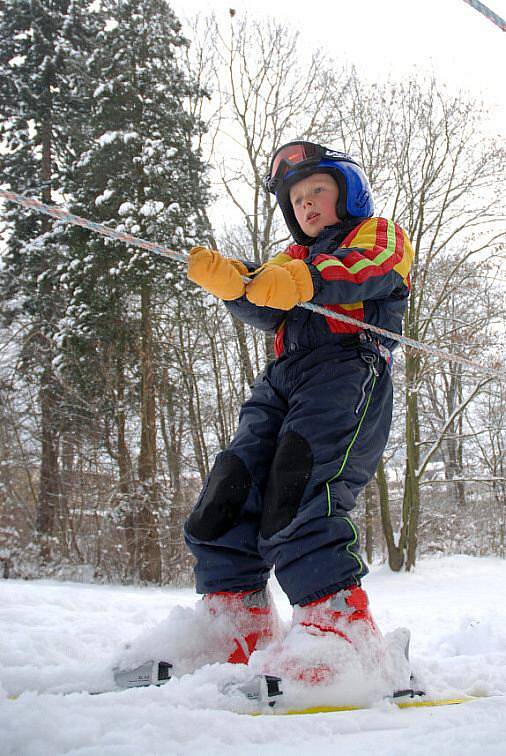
<box><xmin>289</xmin><ymin>173</ymin><xmax>340</xmax><ymax>238</ymax></box>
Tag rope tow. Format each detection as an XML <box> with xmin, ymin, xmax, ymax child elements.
<box><xmin>0</xmin><ymin>187</ymin><xmax>503</xmax><ymax>382</ymax></box>
<box><xmin>462</xmin><ymin>0</ymin><xmax>506</xmax><ymax>31</ymax></box>
<box><xmin>0</xmin><ymin>188</ymin><xmax>186</xmax><ymax>263</ymax></box>
<box><xmin>303</xmin><ymin>302</ymin><xmax>502</xmax><ymax>380</ymax></box>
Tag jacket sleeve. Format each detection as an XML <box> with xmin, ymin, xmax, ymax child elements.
<box><xmin>223</xmin><ymin>259</ymin><xmax>286</xmax><ymax>333</ymax></box>
<box><xmin>309</xmin><ymin>218</ymin><xmax>414</xmax><ymax>304</ymax></box>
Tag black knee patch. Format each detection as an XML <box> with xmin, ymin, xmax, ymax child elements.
<box><xmin>260</xmin><ymin>431</ymin><xmax>313</xmax><ymax>539</ymax></box>
<box><xmin>186</xmin><ymin>452</ymin><xmax>251</xmax><ymax>541</ymax></box>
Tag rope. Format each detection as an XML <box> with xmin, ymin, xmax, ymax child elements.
<box><xmin>462</xmin><ymin>0</ymin><xmax>506</xmax><ymax>30</ymax></box>
<box><xmin>304</xmin><ymin>302</ymin><xmax>502</xmax><ymax>380</ymax></box>
<box><xmin>0</xmin><ymin>187</ymin><xmax>503</xmax><ymax>381</ymax></box>
<box><xmin>0</xmin><ymin>189</ymin><xmax>185</xmax><ymax>263</ymax></box>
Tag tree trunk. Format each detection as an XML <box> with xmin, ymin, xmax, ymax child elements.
<box><xmin>59</xmin><ymin>434</ymin><xmax>82</xmax><ymax>562</ymax></box>
<box><xmin>264</xmin><ymin>332</ymin><xmax>275</xmax><ymax>363</ymax></box>
<box><xmin>177</xmin><ymin>320</ymin><xmax>208</xmax><ymax>482</ymax></box>
<box><xmin>137</xmin><ymin>284</ymin><xmax>161</xmax><ymax>583</ymax></box>
<box><xmin>209</xmin><ymin>335</ymin><xmax>227</xmax><ymax>449</ymax></box>
<box><xmin>36</xmin><ymin>114</ymin><xmax>59</xmax><ymax>565</ymax></box>
<box><xmin>159</xmin><ymin>369</ymin><xmax>182</xmax><ymax>499</ymax></box>
<box><xmin>456</xmin><ymin>409</ymin><xmax>466</xmax><ymax>508</ymax></box>
<box><xmin>233</xmin><ymin>318</ymin><xmax>254</xmax><ymax>387</ymax></box>
<box><xmin>444</xmin><ymin>365</ymin><xmax>467</xmax><ymax>508</ymax></box>
<box><xmin>40</xmin><ymin>116</ymin><xmax>52</xmax><ymax>209</ymax></box>
<box><xmin>115</xmin><ymin>352</ymin><xmax>136</xmax><ymax>579</ymax></box>
<box><xmin>446</xmin><ymin>432</ymin><xmax>467</xmax><ymax>508</ymax></box>
<box><xmin>159</xmin><ymin>368</ymin><xmax>188</xmax><ymax>573</ymax></box>
<box><xmin>403</xmin><ymin>349</ymin><xmax>421</xmax><ymax>571</ymax></box>
<box><xmin>37</xmin><ymin>367</ymin><xmax>60</xmax><ymax>564</ymax></box>
<box><xmin>377</xmin><ymin>456</ymin><xmax>404</xmax><ymax>571</ymax></box>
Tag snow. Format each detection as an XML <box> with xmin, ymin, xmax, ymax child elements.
<box><xmin>140</xmin><ymin>200</ymin><xmax>164</xmax><ymax>217</ymax></box>
<box><xmin>95</xmin><ymin>189</ymin><xmax>115</xmax><ymax>208</ymax></box>
<box><xmin>1</xmin><ymin>555</ymin><xmax>505</xmax><ymax>755</ymax></box>
<box><xmin>8</xmin><ymin>55</ymin><xmax>25</xmax><ymax>68</ymax></box>
<box><xmin>117</xmin><ymin>202</ymin><xmax>135</xmax><ymax>217</ymax></box>
<box><xmin>97</xmin><ymin>131</ymin><xmax>120</xmax><ymax>147</ymax></box>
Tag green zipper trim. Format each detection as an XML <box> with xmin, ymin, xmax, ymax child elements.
<box><xmin>337</xmin><ymin>515</ymin><xmax>363</xmax><ymax>572</ymax></box>
<box><xmin>325</xmin><ymin>372</ymin><xmax>376</xmax><ymax>517</ymax></box>
<box><xmin>324</xmin><ymin>372</ymin><xmax>376</xmax><ymax>574</ymax></box>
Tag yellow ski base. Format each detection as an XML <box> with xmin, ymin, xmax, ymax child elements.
<box><xmin>250</xmin><ymin>696</ymin><xmax>479</xmax><ymax>716</ymax></box>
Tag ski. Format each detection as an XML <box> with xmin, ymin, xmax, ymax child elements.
<box><xmin>222</xmin><ymin>674</ymin><xmax>480</xmax><ymax>714</ymax></box>
<box><xmin>7</xmin><ymin>668</ymin><xmax>484</xmax><ymax>714</ymax></box>
<box><xmin>6</xmin><ymin>658</ymin><xmax>484</xmax><ymax>715</ymax></box>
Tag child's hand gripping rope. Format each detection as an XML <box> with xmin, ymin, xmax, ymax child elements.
<box><xmin>187</xmin><ymin>246</ymin><xmax>314</xmax><ymax>311</ymax></box>
<box><xmin>187</xmin><ymin>246</ymin><xmax>249</xmax><ymax>300</ymax></box>
<box><xmin>245</xmin><ymin>259</ymin><xmax>314</xmax><ymax>310</ymax></box>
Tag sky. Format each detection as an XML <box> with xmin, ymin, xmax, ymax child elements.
<box><xmin>171</xmin><ymin>0</ymin><xmax>506</xmax><ymax>132</ymax></box>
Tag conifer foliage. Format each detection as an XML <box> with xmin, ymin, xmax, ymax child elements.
<box><xmin>0</xmin><ymin>0</ymin><xmax>103</xmax><ymax>564</ymax></box>
<box><xmin>0</xmin><ymin>0</ymin><xmax>209</xmax><ymax>580</ymax></box>
<box><xmin>63</xmin><ymin>0</ymin><xmax>210</xmax><ymax>582</ymax></box>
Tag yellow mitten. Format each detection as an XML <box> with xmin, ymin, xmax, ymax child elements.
<box><xmin>246</xmin><ymin>259</ymin><xmax>313</xmax><ymax>310</ymax></box>
<box><xmin>187</xmin><ymin>246</ymin><xmax>249</xmax><ymax>300</ymax></box>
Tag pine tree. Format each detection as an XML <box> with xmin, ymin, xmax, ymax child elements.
<box><xmin>0</xmin><ymin>0</ymin><xmax>103</xmax><ymax>564</ymax></box>
<box><xmin>60</xmin><ymin>0</ymin><xmax>210</xmax><ymax>582</ymax></box>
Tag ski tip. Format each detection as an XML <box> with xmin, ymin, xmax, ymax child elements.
<box><xmin>248</xmin><ymin>694</ymin><xmax>482</xmax><ymax>716</ymax></box>
<box><xmin>395</xmin><ymin>695</ymin><xmax>480</xmax><ymax>710</ymax></box>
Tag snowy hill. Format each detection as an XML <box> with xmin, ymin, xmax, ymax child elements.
<box><xmin>1</xmin><ymin>555</ymin><xmax>505</xmax><ymax>755</ymax></box>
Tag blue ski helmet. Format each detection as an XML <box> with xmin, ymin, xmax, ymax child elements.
<box><xmin>264</xmin><ymin>141</ymin><xmax>374</xmax><ymax>245</ymax></box>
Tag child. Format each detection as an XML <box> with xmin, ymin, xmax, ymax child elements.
<box><xmin>115</xmin><ymin>141</ymin><xmax>414</xmax><ymax>688</ymax></box>
<box><xmin>182</xmin><ymin>141</ymin><xmax>415</xmax><ymax>684</ymax></box>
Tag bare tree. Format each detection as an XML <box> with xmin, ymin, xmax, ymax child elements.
<box><xmin>323</xmin><ymin>74</ymin><xmax>505</xmax><ymax>569</ymax></box>
<box><xmin>186</xmin><ymin>18</ymin><xmax>506</xmax><ymax>570</ymax></box>
<box><xmin>186</xmin><ymin>12</ymin><xmax>346</xmax><ymax>361</ymax></box>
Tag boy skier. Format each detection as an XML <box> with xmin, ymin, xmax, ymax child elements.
<box><xmin>181</xmin><ymin>141</ymin><xmax>415</xmax><ymax>684</ymax></box>
<box><xmin>115</xmin><ymin>141</ymin><xmax>414</xmax><ymax>688</ymax></box>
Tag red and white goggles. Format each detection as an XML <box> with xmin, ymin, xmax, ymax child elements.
<box><xmin>264</xmin><ymin>141</ymin><xmax>352</xmax><ymax>194</ymax></box>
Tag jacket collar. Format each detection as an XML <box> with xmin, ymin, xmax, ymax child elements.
<box><xmin>310</xmin><ymin>217</ymin><xmax>365</xmax><ymax>254</ymax></box>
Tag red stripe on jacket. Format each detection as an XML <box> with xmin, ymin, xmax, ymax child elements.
<box><xmin>313</xmin><ymin>218</ymin><xmax>407</xmax><ymax>285</ymax></box>
<box><xmin>323</xmin><ymin>303</ymin><xmax>364</xmax><ymax>334</ymax></box>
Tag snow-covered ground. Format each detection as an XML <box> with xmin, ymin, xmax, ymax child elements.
<box><xmin>1</xmin><ymin>555</ymin><xmax>505</xmax><ymax>755</ymax></box>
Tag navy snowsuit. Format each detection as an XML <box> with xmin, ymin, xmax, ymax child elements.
<box><xmin>185</xmin><ymin>217</ymin><xmax>414</xmax><ymax>605</ymax></box>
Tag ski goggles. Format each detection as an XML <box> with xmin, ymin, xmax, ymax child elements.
<box><xmin>264</xmin><ymin>142</ymin><xmax>323</xmax><ymax>194</ymax></box>
<box><xmin>264</xmin><ymin>141</ymin><xmax>354</xmax><ymax>194</ymax></box>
